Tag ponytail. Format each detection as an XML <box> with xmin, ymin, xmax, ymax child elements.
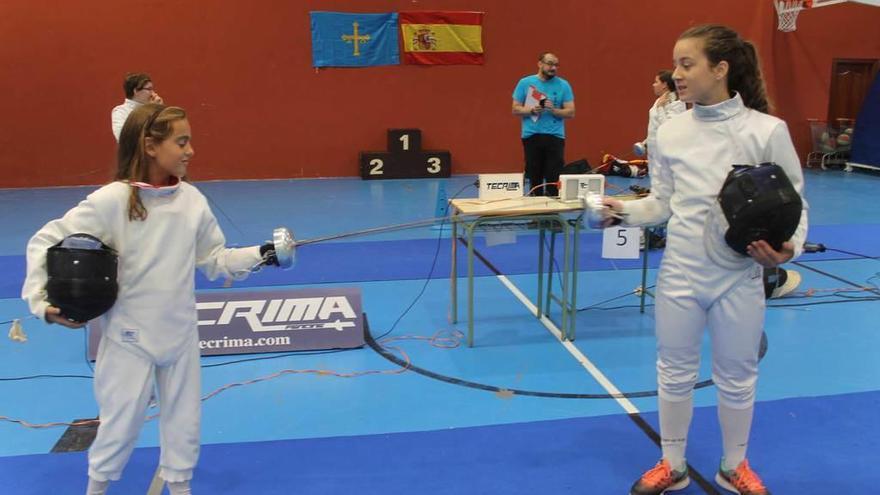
<box><xmin>733</xmin><ymin>41</ymin><xmax>769</xmax><ymax>113</ymax></box>
<box><xmin>679</xmin><ymin>25</ymin><xmax>771</xmax><ymax>113</ymax></box>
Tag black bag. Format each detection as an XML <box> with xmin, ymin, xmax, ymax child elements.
<box><xmin>563</xmin><ymin>158</ymin><xmax>590</xmax><ymax>174</ymax></box>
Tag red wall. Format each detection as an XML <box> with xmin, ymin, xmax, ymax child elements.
<box><xmin>1</xmin><ymin>0</ymin><xmax>878</xmax><ymax>188</ymax></box>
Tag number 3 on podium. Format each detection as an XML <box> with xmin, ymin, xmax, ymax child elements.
<box><xmin>427</xmin><ymin>156</ymin><xmax>442</xmax><ymax>174</ymax></box>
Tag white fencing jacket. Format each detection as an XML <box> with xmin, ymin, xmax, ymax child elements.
<box><xmin>647</xmin><ymin>94</ymin><xmax>687</xmax><ymax>145</ymax></box>
<box><xmin>622</xmin><ymin>93</ymin><xmax>809</xmax><ymax>299</ymax></box>
<box><xmin>22</xmin><ymin>180</ymin><xmax>261</xmax><ymax>365</ymax></box>
<box><xmin>110</xmin><ymin>99</ymin><xmax>140</xmax><ymax>142</ymax></box>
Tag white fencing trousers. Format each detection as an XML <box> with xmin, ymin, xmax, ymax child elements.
<box><xmin>87</xmin><ymin>334</ymin><xmax>201</xmax><ymax>483</ymax></box>
<box><xmin>654</xmin><ymin>266</ymin><xmax>765</xmax><ymax>409</ymax></box>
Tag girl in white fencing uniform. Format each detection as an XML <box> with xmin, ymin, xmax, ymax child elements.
<box><xmin>22</xmin><ymin>104</ymin><xmax>277</xmax><ymax>495</ymax></box>
<box><xmin>605</xmin><ymin>25</ymin><xmax>808</xmax><ymax>495</ymax></box>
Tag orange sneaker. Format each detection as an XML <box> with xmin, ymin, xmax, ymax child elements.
<box><xmin>630</xmin><ymin>459</ymin><xmax>690</xmax><ymax>495</ymax></box>
<box><xmin>715</xmin><ymin>459</ymin><xmax>771</xmax><ymax>495</ymax></box>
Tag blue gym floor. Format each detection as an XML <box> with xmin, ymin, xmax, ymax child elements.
<box><xmin>1</xmin><ymin>169</ymin><xmax>878</xmax><ymax>494</ymax></box>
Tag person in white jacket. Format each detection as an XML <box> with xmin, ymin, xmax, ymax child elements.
<box><xmin>604</xmin><ymin>25</ymin><xmax>808</xmax><ymax>495</ymax></box>
<box><xmin>634</xmin><ymin>70</ymin><xmax>687</xmax><ymax>159</ymax></box>
<box><xmin>22</xmin><ymin>103</ymin><xmax>277</xmax><ymax>495</ymax></box>
<box><xmin>110</xmin><ymin>72</ymin><xmax>163</xmax><ymax>142</ymax></box>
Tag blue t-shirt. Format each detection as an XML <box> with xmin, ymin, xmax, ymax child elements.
<box><xmin>512</xmin><ymin>75</ymin><xmax>574</xmax><ymax>139</ymax></box>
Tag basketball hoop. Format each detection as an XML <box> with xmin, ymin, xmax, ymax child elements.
<box><xmin>775</xmin><ymin>0</ymin><xmax>813</xmax><ymax>32</ymax></box>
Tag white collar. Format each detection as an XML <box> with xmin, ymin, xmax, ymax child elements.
<box><xmin>693</xmin><ymin>92</ymin><xmax>745</xmax><ymax>122</ymax></box>
<box><xmin>127</xmin><ymin>177</ymin><xmax>181</xmax><ymax>197</ymax></box>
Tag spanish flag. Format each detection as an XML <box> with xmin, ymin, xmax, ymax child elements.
<box><xmin>399</xmin><ymin>11</ymin><xmax>484</xmax><ymax>65</ymax></box>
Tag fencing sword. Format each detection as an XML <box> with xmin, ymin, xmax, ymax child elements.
<box><xmin>264</xmin><ymin>196</ymin><xmax>609</xmax><ymax>272</ymax></box>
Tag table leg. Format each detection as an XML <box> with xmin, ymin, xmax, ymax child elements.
<box><xmin>467</xmin><ymin>222</ymin><xmax>476</xmax><ymax>347</ymax></box>
<box><xmin>569</xmin><ymin>217</ymin><xmax>582</xmax><ymax>341</ymax></box>
<box><xmin>561</xmin><ymin>218</ymin><xmax>571</xmax><ymax>340</ymax></box>
<box><xmin>544</xmin><ymin>224</ymin><xmax>555</xmax><ymax>317</ymax></box>
<box><xmin>640</xmin><ymin>227</ymin><xmax>650</xmax><ymax>314</ymax></box>
<box><xmin>450</xmin><ymin>214</ymin><xmax>458</xmax><ymax>323</ymax></box>
<box><xmin>536</xmin><ymin>224</ymin><xmax>545</xmax><ymax>319</ymax></box>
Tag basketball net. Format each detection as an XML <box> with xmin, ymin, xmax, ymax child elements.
<box><xmin>775</xmin><ymin>0</ymin><xmax>812</xmax><ymax>31</ymax></box>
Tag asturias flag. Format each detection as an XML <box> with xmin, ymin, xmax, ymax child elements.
<box><xmin>310</xmin><ymin>12</ymin><xmax>399</xmax><ymax>67</ymax></box>
<box><xmin>399</xmin><ymin>11</ymin><xmax>484</xmax><ymax>65</ymax></box>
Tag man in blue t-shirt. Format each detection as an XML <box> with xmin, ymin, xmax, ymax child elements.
<box><xmin>512</xmin><ymin>52</ymin><xmax>576</xmax><ymax>196</ymax></box>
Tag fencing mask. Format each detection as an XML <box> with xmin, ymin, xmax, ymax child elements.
<box><xmin>704</xmin><ymin>163</ymin><xmax>803</xmax><ymax>269</ymax></box>
<box><xmin>45</xmin><ymin>233</ymin><xmax>118</xmax><ymax>323</ymax></box>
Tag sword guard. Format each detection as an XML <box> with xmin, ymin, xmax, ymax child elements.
<box><xmin>272</xmin><ymin>227</ymin><xmax>297</xmax><ymax>270</ymax></box>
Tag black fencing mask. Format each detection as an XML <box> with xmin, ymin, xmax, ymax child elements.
<box><xmin>719</xmin><ymin>163</ymin><xmax>802</xmax><ymax>255</ymax></box>
<box><xmin>46</xmin><ymin>234</ymin><xmax>118</xmax><ymax>323</ymax></box>
<box><xmin>704</xmin><ymin>163</ymin><xmax>802</xmax><ymax>269</ymax></box>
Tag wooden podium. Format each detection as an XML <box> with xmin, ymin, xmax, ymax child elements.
<box><xmin>360</xmin><ymin>128</ymin><xmax>452</xmax><ymax>179</ymax></box>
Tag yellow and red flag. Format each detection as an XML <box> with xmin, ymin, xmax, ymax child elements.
<box><xmin>399</xmin><ymin>11</ymin><xmax>484</xmax><ymax>65</ymax></box>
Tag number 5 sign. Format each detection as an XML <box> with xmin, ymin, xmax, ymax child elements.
<box><xmin>601</xmin><ymin>227</ymin><xmax>640</xmax><ymax>259</ymax></box>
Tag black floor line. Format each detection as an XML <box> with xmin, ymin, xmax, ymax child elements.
<box><xmin>793</xmin><ymin>260</ymin><xmax>880</xmax><ymax>296</ymax></box>
<box><xmin>627</xmin><ymin>413</ymin><xmax>722</xmax><ymax>495</ymax></box>
<box><xmin>366</xmin><ymin>317</ymin><xmax>709</xmax><ymax>399</ymax></box>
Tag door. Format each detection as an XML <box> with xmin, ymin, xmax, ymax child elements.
<box><xmin>828</xmin><ymin>58</ymin><xmax>879</xmax><ymax>126</ymax></box>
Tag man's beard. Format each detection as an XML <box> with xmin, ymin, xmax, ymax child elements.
<box><xmin>542</xmin><ymin>70</ymin><xmax>556</xmax><ymax>79</ymax></box>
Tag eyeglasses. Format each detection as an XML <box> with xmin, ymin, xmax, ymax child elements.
<box><xmin>138</xmin><ymin>86</ymin><xmax>155</xmax><ymax>92</ymax></box>
<box><xmin>541</xmin><ymin>61</ymin><xmax>560</xmax><ymax>67</ymax></box>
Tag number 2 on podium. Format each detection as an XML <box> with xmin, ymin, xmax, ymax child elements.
<box><xmin>369</xmin><ymin>158</ymin><xmax>384</xmax><ymax>175</ymax></box>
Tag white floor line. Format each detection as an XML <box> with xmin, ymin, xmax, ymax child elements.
<box><xmin>495</xmin><ymin>274</ymin><xmax>641</xmax><ymax>415</ymax></box>
<box><xmin>146</xmin><ymin>466</ymin><xmax>164</xmax><ymax>495</ymax></box>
